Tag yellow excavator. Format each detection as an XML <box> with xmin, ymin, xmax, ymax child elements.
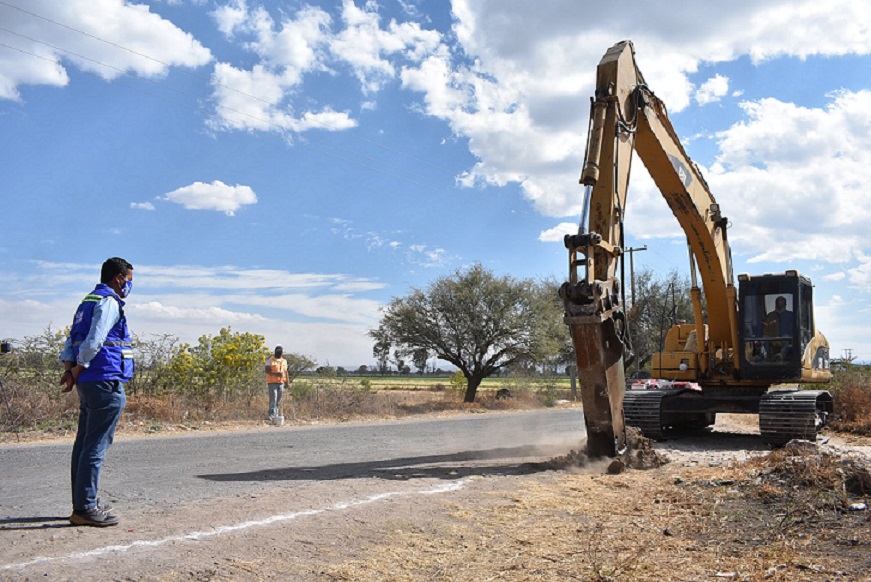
<box><xmin>560</xmin><ymin>41</ymin><xmax>833</xmax><ymax>457</ymax></box>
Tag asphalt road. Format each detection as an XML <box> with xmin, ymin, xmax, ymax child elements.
<box><xmin>0</xmin><ymin>408</ymin><xmax>586</xmax><ymax>520</ymax></box>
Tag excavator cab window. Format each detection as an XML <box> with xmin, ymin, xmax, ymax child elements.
<box><xmin>738</xmin><ymin>274</ymin><xmax>811</xmax><ymax>381</ymax></box>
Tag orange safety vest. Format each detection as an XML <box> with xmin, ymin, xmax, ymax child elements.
<box><xmin>266</xmin><ymin>356</ymin><xmax>288</xmax><ymax>384</ymax></box>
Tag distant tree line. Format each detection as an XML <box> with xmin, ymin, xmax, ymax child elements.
<box><xmin>370</xmin><ymin>263</ymin><xmax>695</xmax><ymax>402</ymax></box>
<box><xmin>0</xmin><ymin>265</ymin><xmax>692</xmax><ymax>425</ymax></box>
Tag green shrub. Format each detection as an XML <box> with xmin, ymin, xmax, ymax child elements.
<box><xmin>539</xmin><ymin>381</ymin><xmax>560</xmax><ymax>407</ymax></box>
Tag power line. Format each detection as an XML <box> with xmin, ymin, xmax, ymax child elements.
<box><xmin>0</xmin><ymin>0</ymin><xmax>460</xmax><ymax>178</ymax></box>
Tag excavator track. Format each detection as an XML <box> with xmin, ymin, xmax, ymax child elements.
<box><xmin>759</xmin><ymin>390</ymin><xmax>833</xmax><ymax>444</ymax></box>
<box><xmin>623</xmin><ymin>389</ymin><xmax>683</xmax><ymax>440</ymax></box>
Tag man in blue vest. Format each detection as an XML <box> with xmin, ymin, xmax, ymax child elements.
<box><xmin>59</xmin><ymin>257</ymin><xmax>134</xmax><ymax>527</ymax></box>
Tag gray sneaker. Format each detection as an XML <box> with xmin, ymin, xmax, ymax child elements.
<box><xmin>70</xmin><ymin>507</ymin><xmax>119</xmax><ymax>527</ymax></box>
<box><xmin>69</xmin><ymin>499</ymin><xmax>113</xmax><ymax>520</ymax></box>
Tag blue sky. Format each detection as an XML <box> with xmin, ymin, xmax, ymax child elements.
<box><xmin>1</xmin><ymin>0</ymin><xmax>870</xmax><ymax>368</ymax></box>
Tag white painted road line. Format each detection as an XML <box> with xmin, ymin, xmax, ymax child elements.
<box><xmin>3</xmin><ymin>479</ymin><xmax>471</xmax><ymax>572</ymax></box>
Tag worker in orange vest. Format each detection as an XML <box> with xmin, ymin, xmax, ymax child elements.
<box><xmin>265</xmin><ymin>345</ymin><xmax>288</xmax><ymax>420</ymax></box>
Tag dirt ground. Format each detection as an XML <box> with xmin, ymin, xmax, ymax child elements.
<box><xmin>3</xmin><ymin>414</ymin><xmax>871</xmax><ymax>582</ymax></box>
<box><xmin>318</xmin><ymin>416</ymin><xmax>871</xmax><ymax>582</ymax></box>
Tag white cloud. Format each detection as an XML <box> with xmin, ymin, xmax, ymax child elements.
<box><xmin>135</xmin><ymin>301</ymin><xmax>266</xmax><ymax>323</ymax></box>
<box><xmin>127</xmin><ymin>270</ymin><xmax>387</xmax><ymax>363</ymax></box>
<box><xmin>812</xmin><ymin>295</ymin><xmax>871</xmax><ymax>364</ymax></box>
<box><xmin>207</xmin><ymin>0</ymin><xmax>440</xmax><ymax>132</ymax></box>
<box><xmin>331</xmin><ymin>0</ymin><xmax>441</xmax><ymax>94</ymax></box>
<box><xmin>130</xmin><ymin>201</ymin><xmax>155</xmax><ymax>211</ymax></box>
<box><xmin>707</xmin><ymin>90</ymin><xmax>871</xmax><ymax>263</ymax></box>
<box><xmin>328</xmin><ymin>219</ymin><xmax>451</xmax><ymax>267</ymax></box>
<box><xmin>128</xmin><ymin>299</ymin><xmax>378</xmax><ymax>366</ymax></box>
<box><xmin>406</xmin><ymin>244</ymin><xmax>450</xmax><ymax>268</ymax></box>
<box><xmin>0</xmin><ymin>297</ymin><xmax>67</xmax><ymax>334</ymax></box>
<box><xmin>162</xmin><ymin>180</ymin><xmax>257</xmax><ymax>216</ymax></box>
<box><xmin>846</xmin><ymin>253</ymin><xmax>871</xmax><ymax>287</ymax></box>
<box><xmin>0</xmin><ymin>0</ymin><xmax>211</xmax><ymax>100</ymax></box>
<box><xmin>135</xmin><ymin>264</ymin><xmax>379</xmax><ymax>292</ymax></box>
<box><xmin>209</xmin><ymin>62</ymin><xmax>357</xmax><ymax>133</ymax></box>
<box><xmin>539</xmin><ymin>222</ymin><xmax>577</xmax><ymax>243</ymax></box>
<box><xmin>246</xmin><ymin>5</ymin><xmax>332</xmax><ymax>73</ymax></box>
<box><xmin>230</xmin><ymin>293</ymin><xmax>381</xmax><ymax>325</ymax></box>
<box><xmin>695</xmin><ymin>74</ymin><xmax>729</xmax><ymax>105</ymax></box>
<box><xmin>211</xmin><ymin>0</ymin><xmax>248</xmax><ymax>37</ymax></box>
<box><xmin>207</xmin><ymin>5</ymin><xmax>361</xmax><ymax>134</ymax></box>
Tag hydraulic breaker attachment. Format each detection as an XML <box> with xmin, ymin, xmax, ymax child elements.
<box><xmin>563</xmin><ymin>313</ymin><xmax>627</xmax><ymax>457</ymax></box>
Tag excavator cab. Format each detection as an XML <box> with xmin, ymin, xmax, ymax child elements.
<box><xmin>737</xmin><ymin>271</ymin><xmax>822</xmax><ymax>381</ymax></box>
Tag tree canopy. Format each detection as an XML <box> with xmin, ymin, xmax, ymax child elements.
<box><xmin>370</xmin><ymin>263</ymin><xmax>553</xmax><ymax>402</ymax></box>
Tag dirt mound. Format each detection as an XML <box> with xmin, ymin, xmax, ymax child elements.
<box><xmin>533</xmin><ymin>426</ymin><xmax>668</xmax><ymax>473</ymax></box>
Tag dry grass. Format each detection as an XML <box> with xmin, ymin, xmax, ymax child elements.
<box><xmin>1</xmin><ymin>379</ymin><xmax>569</xmax><ymax>442</ymax></box>
<box><xmin>0</xmin><ymin>377</ymin><xmax>78</xmax><ymax>435</ymax></box>
<box><xmin>323</xmin><ymin>441</ymin><xmax>871</xmax><ymax>581</ymax></box>
<box><xmin>830</xmin><ymin>380</ymin><xmax>871</xmax><ymax>435</ymax></box>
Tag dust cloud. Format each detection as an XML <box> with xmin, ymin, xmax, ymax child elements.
<box><xmin>530</xmin><ymin>427</ymin><xmax>668</xmax><ymax>474</ymax></box>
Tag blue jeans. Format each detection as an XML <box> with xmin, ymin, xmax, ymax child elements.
<box><xmin>71</xmin><ymin>380</ymin><xmax>126</xmax><ymax>511</ymax></box>
<box><xmin>268</xmin><ymin>383</ymin><xmax>283</xmax><ymax>417</ymax></box>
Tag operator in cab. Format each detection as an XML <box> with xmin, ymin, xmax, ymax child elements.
<box><xmin>762</xmin><ymin>295</ymin><xmax>794</xmax><ymax>337</ymax></box>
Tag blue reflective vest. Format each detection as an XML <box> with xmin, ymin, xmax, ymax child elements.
<box><xmin>70</xmin><ymin>284</ymin><xmax>135</xmax><ymax>383</ymax></box>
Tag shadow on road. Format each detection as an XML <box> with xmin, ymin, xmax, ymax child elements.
<box><xmin>197</xmin><ymin>445</ymin><xmax>567</xmax><ymax>483</ymax></box>
<box><xmin>0</xmin><ymin>516</ymin><xmax>74</xmax><ymax>531</ymax></box>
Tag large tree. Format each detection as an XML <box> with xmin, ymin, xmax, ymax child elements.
<box><xmin>370</xmin><ymin>264</ymin><xmax>548</xmax><ymax>402</ymax></box>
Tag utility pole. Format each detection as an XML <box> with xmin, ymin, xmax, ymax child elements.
<box><xmin>843</xmin><ymin>348</ymin><xmax>856</xmax><ymax>366</ymax></box>
<box><xmin>624</xmin><ymin>245</ymin><xmax>647</xmax><ymax>308</ymax></box>
<box><xmin>622</xmin><ymin>245</ymin><xmax>647</xmax><ymax>375</ymax></box>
